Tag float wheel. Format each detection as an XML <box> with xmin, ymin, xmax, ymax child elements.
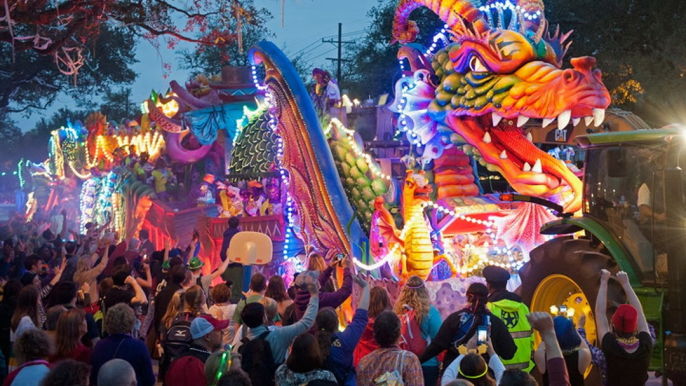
<box><xmin>519</xmin><ymin>236</ymin><xmax>625</xmax><ymax>386</ymax></box>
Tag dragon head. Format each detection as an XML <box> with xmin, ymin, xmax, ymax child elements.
<box><xmin>403</xmin><ymin>170</ymin><xmax>433</xmax><ymax>207</ymax></box>
<box><xmin>393</xmin><ymin>0</ymin><xmax>611</xmax><ymax>213</ymax></box>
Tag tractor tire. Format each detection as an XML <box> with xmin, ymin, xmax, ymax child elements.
<box><xmin>519</xmin><ymin>236</ymin><xmax>626</xmax><ymax>386</ymax></box>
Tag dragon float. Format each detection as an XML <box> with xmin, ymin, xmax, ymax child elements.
<box><xmin>247</xmin><ymin>0</ymin><xmax>611</xmax><ymax>279</ymax></box>
<box><xmin>392</xmin><ymin>0</ymin><xmax>611</xmax><ymax>213</ymax></box>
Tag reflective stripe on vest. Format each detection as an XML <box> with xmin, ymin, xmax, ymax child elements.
<box><xmin>488</xmin><ymin>299</ymin><xmax>535</xmax><ymax>373</ymax></box>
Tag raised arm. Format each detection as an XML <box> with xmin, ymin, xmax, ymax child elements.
<box><xmin>126</xmin><ymin>275</ymin><xmax>148</xmax><ymax>305</ymax></box>
<box><xmin>136</xmin><ymin>263</ymin><xmax>153</xmax><ymax>289</ymax></box>
<box><xmin>354</xmin><ymin>275</ymin><xmax>370</xmax><ymax>310</ymax></box>
<box><xmin>528</xmin><ymin>312</ymin><xmax>570</xmax><ymax>386</ymax></box>
<box><xmin>595</xmin><ymin>269</ymin><xmax>611</xmax><ymax>344</ymax></box>
<box><xmin>209</xmin><ymin>254</ymin><xmax>232</xmax><ymax>281</ymax></box>
<box><xmin>278</xmin><ymin>276</ymin><xmax>320</xmax><ymax>341</ymax></box>
<box><xmin>615</xmin><ymin>271</ymin><xmax>649</xmax><ymax>334</ymax></box>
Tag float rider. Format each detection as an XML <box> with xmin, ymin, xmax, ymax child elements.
<box><xmin>483</xmin><ymin>265</ymin><xmax>534</xmax><ymax>372</ymax></box>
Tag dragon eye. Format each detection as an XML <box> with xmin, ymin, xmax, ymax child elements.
<box><xmin>468</xmin><ymin>56</ymin><xmax>489</xmax><ymax>73</ymax></box>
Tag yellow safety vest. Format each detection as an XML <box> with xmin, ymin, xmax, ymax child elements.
<box><xmin>488</xmin><ymin>299</ymin><xmax>534</xmax><ymax>372</ymax></box>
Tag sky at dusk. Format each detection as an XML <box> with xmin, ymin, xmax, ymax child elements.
<box><xmin>129</xmin><ymin>0</ymin><xmax>376</xmax><ymax>107</ymax></box>
<box><xmin>20</xmin><ymin>0</ymin><xmax>377</xmax><ymax>129</ymax></box>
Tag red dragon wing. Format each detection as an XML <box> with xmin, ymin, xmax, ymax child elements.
<box><xmin>370</xmin><ymin>200</ymin><xmax>403</xmax><ymax>260</ymax></box>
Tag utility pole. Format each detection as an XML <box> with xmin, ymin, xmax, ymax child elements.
<box><xmin>322</xmin><ymin>23</ymin><xmax>354</xmax><ymax>86</ymax></box>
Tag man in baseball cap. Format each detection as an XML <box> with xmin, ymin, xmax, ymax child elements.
<box><xmin>165</xmin><ymin>315</ymin><xmax>229</xmax><ymax>386</ymax></box>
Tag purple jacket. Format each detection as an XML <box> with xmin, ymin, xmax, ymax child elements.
<box><xmin>294</xmin><ymin>266</ymin><xmax>352</xmax><ymax>321</ymax></box>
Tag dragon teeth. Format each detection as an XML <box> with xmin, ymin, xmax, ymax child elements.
<box><xmin>500</xmin><ymin>150</ymin><xmax>507</xmax><ymax>159</ymax></box>
<box><xmin>557</xmin><ymin>110</ymin><xmax>571</xmax><ymax>131</ymax></box>
<box><xmin>526</xmin><ymin>132</ymin><xmax>533</xmax><ymax>142</ymax></box>
<box><xmin>483</xmin><ymin>132</ymin><xmax>492</xmax><ymax>143</ymax></box>
<box><xmin>542</xmin><ymin>117</ymin><xmax>556</xmax><ymax>127</ymax></box>
<box><xmin>572</xmin><ymin>117</ymin><xmax>581</xmax><ymax>127</ymax></box>
<box><xmin>517</xmin><ymin>116</ymin><xmax>530</xmax><ymax>127</ymax></box>
<box><xmin>584</xmin><ymin>116</ymin><xmax>594</xmax><ymax>126</ymax></box>
<box><xmin>492</xmin><ymin>112</ymin><xmax>503</xmax><ymax>127</ymax></box>
<box><xmin>523</xmin><ymin>162</ymin><xmax>532</xmax><ymax>172</ymax></box>
<box><xmin>593</xmin><ymin>108</ymin><xmax>606</xmax><ymax>127</ymax></box>
<box><xmin>532</xmin><ymin>159</ymin><xmax>543</xmax><ymax>173</ymax></box>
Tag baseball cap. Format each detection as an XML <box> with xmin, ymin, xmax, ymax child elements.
<box><xmin>611</xmin><ymin>304</ymin><xmax>638</xmax><ymax>334</ymax></box>
<box><xmin>190</xmin><ymin>315</ymin><xmax>230</xmax><ymax>339</ymax></box>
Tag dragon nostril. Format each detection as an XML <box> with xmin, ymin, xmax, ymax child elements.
<box><xmin>563</xmin><ymin>70</ymin><xmax>576</xmax><ymax>83</ymax></box>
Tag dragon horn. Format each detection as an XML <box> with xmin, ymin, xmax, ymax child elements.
<box><xmin>392</xmin><ymin>0</ymin><xmax>488</xmax><ymax>44</ymax></box>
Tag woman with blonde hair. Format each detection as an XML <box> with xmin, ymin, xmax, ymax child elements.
<box><xmin>393</xmin><ymin>275</ymin><xmax>442</xmax><ymax>386</ymax></box>
<box><xmin>159</xmin><ymin>285</ymin><xmax>207</xmax><ymax>380</ymax></box>
<box><xmin>50</xmin><ymin>308</ymin><xmax>91</xmax><ymax>364</ymax></box>
<box><xmin>74</xmin><ymin>246</ymin><xmax>109</xmax><ymax>305</ymax></box>
<box><xmin>307</xmin><ymin>252</ymin><xmax>335</xmax><ymax>293</ymax></box>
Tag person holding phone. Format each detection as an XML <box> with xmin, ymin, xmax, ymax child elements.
<box><xmin>534</xmin><ymin>316</ymin><xmax>591</xmax><ymax>386</ymax></box>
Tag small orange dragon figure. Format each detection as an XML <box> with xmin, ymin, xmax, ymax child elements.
<box><xmin>372</xmin><ymin>170</ymin><xmax>457</xmax><ymax>280</ymax></box>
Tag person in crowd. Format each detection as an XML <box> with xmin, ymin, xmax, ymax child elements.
<box><xmin>418</xmin><ymin>282</ymin><xmax>516</xmax><ymax>371</ymax></box>
<box><xmin>237</xmin><ymin>275</ymin><xmax>319</xmax><ymax>369</ymax></box>
<box><xmin>22</xmin><ymin>257</ymin><xmax>66</xmax><ymax>328</ymax></box>
<box><xmin>217</xmin><ymin>370</ymin><xmax>252</xmax><ymax>386</ymax></box>
<box><xmin>60</xmin><ymin>242</ymin><xmax>78</xmax><ymax>283</ymax></box>
<box><xmin>148</xmin><ymin>159</ymin><xmax>173</xmax><ymax>201</ymax></box>
<box><xmin>535</xmin><ymin>316</ymin><xmax>591</xmax><ymax>386</ymax></box>
<box><xmin>204</xmin><ymin>351</ymin><xmax>244</xmax><ymax>386</ymax></box>
<box><xmin>353</xmin><ymin>286</ymin><xmax>392</xmax><ymax>367</ymax></box>
<box><xmin>315</xmin><ymin>275</ymin><xmax>369</xmax><ymax>385</ymax></box>
<box><xmin>307</xmin><ymin>253</ymin><xmax>335</xmax><ymax>292</ymax></box>
<box><xmin>90</xmin><ymin>303</ymin><xmax>155</xmax><ymax>386</ymax></box>
<box><xmin>39</xmin><ymin>358</ymin><xmax>90</xmax><ymax>386</ymax></box>
<box><xmin>233</xmin><ymin>273</ymin><xmax>267</xmax><ymax>326</ymax></box>
<box><xmin>444</xmin><ymin>381</ymin><xmax>475</xmax><ymax>386</ymax></box>
<box><xmin>219</xmin><ymin>217</ymin><xmax>243</xmax><ymax>303</ymax></box>
<box><xmin>483</xmin><ymin>265</ymin><xmax>533</xmax><ymax>371</ymax></box>
<box><xmin>595</xmin><ymin>270</ymin><xmax>652</xmax><ymax>386</ymax></box>
<box><xmin>44</xmin><ymin>305</ymin><xmax>66</xmax><ymax>342</ymax></box>
<box><xmin>440</xmin><ymin>334</ymin><xmax>505</xmax><ymax>386</ymax></box>
<box><xmin>357</xmin><ymin>310</ymin><xmax>424</xmax><ymax>386</ymax></box>
<box><xmin>265</xmin><ymin>275</ymin><xmax>293</xmax><ymax>322</ymax></box>
<box><xmin>4</xmin><ymin>329</ymin><xmax>52</xmax><ymax>386</ymax></box>
<box><xmin>0</xmin><ymin>279</ymin><xmax>21</xmax><ymax>369</ymax></box>
<box><xmin>188</xmin><ymin>253</ymin><xmax>232</xmax><ymax>300</ymax></box>
<box><xmin>47</xmin><ymin>281</ymin><xmax>99</xmax><ymax>347</ymax></box>
<box><xmin>97</xmin><ymin>359</ymin><xmax>138</xmax><ymax>386</ymax></box>
<box><xmin>394</xmin><ymin>275</ymin><xmax>442</xmax><ymax>385</ymax></box>
<box><xmin>165</xmin><ymin>315</ymin><xmax>229</xmax><ymax>386</ymax></box>
<box><xmin>293</xmin><ymin>256</ymin><xmax>353</xmax><ymax>322</ymax></box>
<box><xmin>209</xmin><ymin>283</ymin><xmax>237</xmax><ymax>345</ymax></box>
<box><xmin>507</xmin><ymin>312</ymin><xmax>572</xmax><ymax>386</ymax></box>
<box><xmin>154</xmin><ymin>264</ymin><xmax>186</xmax><ymax>331</ymax></box>
<box><xmin>101</xmin><ymin>263</ymin><xmax>147</xmax><ymax>312</ymax></box>
<box><xmin>138</xmin><ymin>230</ymin><xmax>154</xmax><ymax>257</ymax></box>
<box><xmin>74</xmin><ymin>243</ymin><xmax>109</xmax><ymax>305</ymax></box>
<box><xmin>275</xmin><ymin>333</ymin><xmax>337</xmax><ymax>386</ymax></box>
<box><xmin>260</xmin><ymin>297</ymin><xmax>279</xmax><ymax>326</ymax></box>
<box><xmin>10</xmin><ymin>285</ymin><xmax>40</xmax><ymax>353</ymax></box>
<box><xmin>49</xmin><ymin>308</ymin><xmax>91</xmax><ymax>364</ymax></box>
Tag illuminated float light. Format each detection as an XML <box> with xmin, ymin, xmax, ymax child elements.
<box><xmin>155</xmin><ymin>93</ymin><xmax>179</xmax><ymax>118</ymax></box>
<box><xmin>478</xmin><ymin>0</ymin><xmax>541</xmax><ymax>21</ymax></box>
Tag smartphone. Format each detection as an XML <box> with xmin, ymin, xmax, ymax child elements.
<box><xmin>560</xmin><ymin>305</ymin><xmax>568</xmax><ymax>314</ymax></box>
<box><xmin>477</xmin><ymin>325</ymin><xmax>488</xmax><ymax>345</ymax></box>
<box><xmin>143</xmin><ymin>254</ymin><xmax>148</xmax><ymax>262</ymax></box>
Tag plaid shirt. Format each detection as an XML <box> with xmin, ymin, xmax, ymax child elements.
<box><xmin>357</xmin><ymin>346</ymin><xmax>424</xmax><ymax>386</ymax></box>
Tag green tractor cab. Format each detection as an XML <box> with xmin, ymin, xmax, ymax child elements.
<box><xmin>519</xmin><ymin>128</ymin><xmax>686</xmax><ymax>385</ymax></box>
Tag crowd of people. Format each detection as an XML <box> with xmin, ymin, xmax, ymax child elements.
<box><xmin>0</xmin><ymin>210</ymin><xmax>654</xmax><ymax>386</ymax></box>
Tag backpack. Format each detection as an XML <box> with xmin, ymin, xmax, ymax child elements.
<box><xmin>239</xmin><ymin>330</ymin><xmax>276</xmax><ymax>386</ymax></box>
<box><xmin>374</xmin><ymin>350</ymin><xmax>407</xmax><ymax>386</ymax></box>
<box><xmin>450</xmin><ymin>312</ymin><xmax>489</xmax><ymax>351</ymax></box>
<box><xmin>398</xmin><ymin>306</ymin><xmax>427</xmax><ymax>356</ymax></box>
<box><xmin>163</xmin><ymin>314</ymin><xmax>195</xmax><ymax>360</ymax></box>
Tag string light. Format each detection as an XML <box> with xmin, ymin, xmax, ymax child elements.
<box><xmin>478</xmin><ymin>0</ymin><xmax>542</xmax><ymax>21</ymax></box>
<box><xmin>329</xmin><ymin>119</ymin><xmax>392</xmax><ymax>181</ymax></box>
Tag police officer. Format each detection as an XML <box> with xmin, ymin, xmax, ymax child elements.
<box><xmin>483</xmin><ymin>265</ymin><xmax>521</xmax><ymax>302</ymax></box>
<box><xmin>483</xmin><ymin>265</ymin><xmax>534</xmax><ymax>372</ymax></box>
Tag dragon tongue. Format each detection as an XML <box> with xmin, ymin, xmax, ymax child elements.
<box><xmin>489</xmin><ymin>127</ymin><xmax>580</xmax><ymax>191</ymax></box>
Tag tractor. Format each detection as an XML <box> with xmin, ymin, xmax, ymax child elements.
<box><xmin>518</xmin><ymin>127</ymin><xmax>686</xmax><ymax>385</ymax></box>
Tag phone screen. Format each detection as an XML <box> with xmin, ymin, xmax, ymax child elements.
<box><xmin>477</xmin><ymin>326</ymin><xmax>488</xmax><ymax>345</ymax></box>
<box><xmin>560</xmin><ymin>305</ymin><xmax>568</xmax><ymax>313</ymax></box>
